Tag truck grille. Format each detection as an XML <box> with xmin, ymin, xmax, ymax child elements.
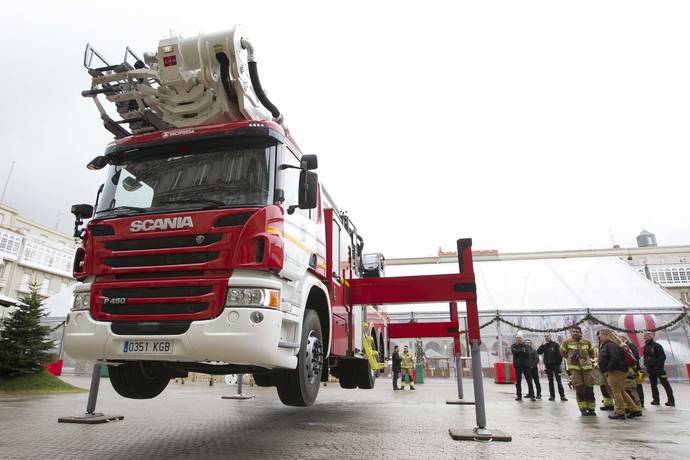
<box><xmin>91</xmin><ymin>278</ymin><xmax>228</xmax><ymax>322</ymax></box>
<box><xmin>105</xmin><ymin>234</ymin><xmax>222</xmax><ymax>251</ymax></box>
<box><xmin>104</xmin><ymin>251</ymin><xmax>219</xmax><ymax>267</ymax></box>
<box><xmin>102</xmin><ymin>302</ymin><xmax>209</xmax><ymax>315</ymax></box>
<box><xmin>102</xmin><ymin>286</ymin><xmax>213</xmax><ymax>297</ymax></box>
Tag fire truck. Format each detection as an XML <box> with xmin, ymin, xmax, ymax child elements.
<box><xmin>64</xmin><ymin>27</ymin><xmax>387</xmax><ymax>407</ymax></box>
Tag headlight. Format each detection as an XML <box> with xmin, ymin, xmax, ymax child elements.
<box><xmin>72</xmin><ymin>292</ymin><xmax>91</xmax><ymax>311</ymax></box>
<box><xmin>225</xmin><ymin>288</ymin><xmax>280</xmax><ymax>308</ymax></box>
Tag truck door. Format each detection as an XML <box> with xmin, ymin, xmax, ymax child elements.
<box><xmin>279</xmin><ymin>147</ymin><xmax>317</xmax><ymax>281</ymax></box>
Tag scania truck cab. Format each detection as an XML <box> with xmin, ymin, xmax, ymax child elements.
<box><xmin>64</xmin><ymin>27</ymin><xmax>386</xmax><ymax>407</ymax></box>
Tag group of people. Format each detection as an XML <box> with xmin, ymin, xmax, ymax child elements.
<box><xmin>512</xmin><ymin>326</ymin><xmax>676</xmax><ymax>420</ymax></box>
<box><xmin>391</xmin><ymin>345</ymin><xmax>416</xmax><ymax>390</ymax></box>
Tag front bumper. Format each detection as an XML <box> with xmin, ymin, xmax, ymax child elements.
<box><xmin>64</xmin><ymin>306</ymin><xmax>299</xmax><ymax>369</ymax></box>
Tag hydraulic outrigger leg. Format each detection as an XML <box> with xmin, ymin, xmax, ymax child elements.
<box><xmin>58</xmin><ymin>362</ymin><xmax>124</xmax><ymax>424</ymax></box>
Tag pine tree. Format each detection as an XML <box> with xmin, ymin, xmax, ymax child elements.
<box><xmin>415</xmin><ymin>338</ymin><xmax>426</xmax><ymax>364</ymax></box>
<box><xmin>0</xmin><ymin>283</ymin><xmax>55</xmax><ymax>377</ymax></box>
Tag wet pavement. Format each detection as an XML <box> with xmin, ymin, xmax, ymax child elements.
<box><xmin>1</xmin><ymin>375</ymin><xmax>688</xmax><ymax>459</ymax></box>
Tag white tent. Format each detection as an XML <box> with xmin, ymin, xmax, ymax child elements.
<box><xmin>43</xmin><ymin>283</ymin><xmax>77</xmax><ymax>318</ymax></box>
<box><xmin>385</xmin><ymin>256</ymin><xmax>684</xmax><ymax>313</ymax></box>
<box><xmin>385</xmin><ymin>256</ymin><xmax>689</xmax><ymax>377</ymax></box>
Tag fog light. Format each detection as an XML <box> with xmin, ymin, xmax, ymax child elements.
<box><xmin>249</xmin><ymin>311</ymin><xmax>264</xmax><ymax>324</ymax></box>
<box><xmin>227</xmin><ymin>310</ymin><xmax>239</xmax><ymax>323</ymax></box>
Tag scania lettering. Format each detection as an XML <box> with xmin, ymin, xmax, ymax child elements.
<box><xmin>65</xmin><ymin>27</ymin><xmax>388</xmax><ymax>406</ymax></box>
<box><xmin>130</xmin><ymin>216</ymin><xmax>194</xmax><ymax>232</ymax></box>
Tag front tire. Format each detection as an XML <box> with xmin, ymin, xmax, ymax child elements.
<box><xmin>275</xmin><ymin>310</ymin><xmax>323</xmax><ymax>406</ymax></box>
<box><xmin>108</xmin><ymin>361</ymin><xmax>170</xmax><ymax>399</ymax></box>
<box><xmin>252</xmin><ymin>371</ymin><xmax>275</xmax><ymax>387</ymax></box>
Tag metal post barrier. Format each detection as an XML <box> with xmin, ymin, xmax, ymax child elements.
<box><xmin>455</xmin><ymin>354</ymin><xmax>464</xmax><ymax>399</ymax></box>
<box><xmin>449</xmin><ymin>240</ymin><xmax>510</xmax><ymax>442</ymax></box>
<box><xmin>470</xmin><ymin>342</ymin><xmax>487</xmax><ymax>430</ymax></box>
<box><xmin>221</xmin><ymin>373</ymin><xmax>255</xmax><ymax>400</ymax></box>
<box><xmin>58</xmin><ymin>362</ymin><xmax>124</xmax><ymax>424</ymax></box>
<box><xmin>446</xmin><ymin>354</ymin><xmax>475</xmax><ymax>405</ymax></box>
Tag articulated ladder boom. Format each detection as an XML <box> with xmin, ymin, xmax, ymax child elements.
<box><xmin>81</xmin><ymin>26</ymin><xmax>284</xmax><ymax>138</ymax></box>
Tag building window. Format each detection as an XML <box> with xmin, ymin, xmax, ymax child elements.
<box><xmin>0</xmin><ymin>230</ymin><xmax>22</xmax><ymax>257</ymax></box>
<box><xmin>19</xmin><ymin>240</ymin><xmax>74</xmax><ymax>276</ymax></box>
<box><xmin>19</xmin><ymin>273</ymin><xmax>31</xmax><ymax>292</ymax></box>
<box><xmin>40</xmin><ymin>278</ymin><xmax>50</xmax><ymax>296</ymax></box>
<box><xmin>679</xmin><ymin>268</ymin><xmax>688</xmax><ymax>284</ymax></box>
<box><xmin>650</xmin><ymin>269</ymin><xmax>659</xmax><ymax>283</ymax></box>
<box><xmin>671</xmin><ymin>269</ymin><xmax>680</xmax><ymax>284</ymax></box>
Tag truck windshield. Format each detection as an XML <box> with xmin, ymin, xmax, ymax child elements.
<box><xmin>96</xmin><ymin>139</ymin><xmax>276</xmax><ymax>217</ymax></box>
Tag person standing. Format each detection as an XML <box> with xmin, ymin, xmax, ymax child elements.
<box><xmin>595</xmin><ymin>330</ymin><xmax>615</xmax><ymax>411</ymax></box>
<box><xmin>561</xmin><ymin>326</ymin><xmax>597</xmax><ymax>416</ymax></box>
<box><xmin>598</xmin><ymin>329</ymin><xmax>642</xmax><ymax>419</ymax></box>
<box><xmin>392</xmin><ymin>345</ymin><xmax>402</xmax><ymax>390</ymax></box>
<box><xmin>643</xmin><ymin>331</ymin><xmax>675</xmax><ymax>407</ymax></box>
<box><xmin>537</xmin><ymin>333</ymin><xmax>567</xmax><ymax>401</ymax></box>
<box><xmin>624</xmin><ymin>338</ymin><xmax>643</xmax><ymax>408</ymax></box>
<box><xmin>400</xmin><ymin>345</ymin><xmax>415</xmax><ymax>390</ymax></box>
<box><xmin>525</xmin><ymin>340</ymin><xmax>542</xmax><ymax>399</ymax></box>
<box><xmin>511</xmin><ymin>335</ymin><xmax>535</xmax><ymax>401</ymax></box>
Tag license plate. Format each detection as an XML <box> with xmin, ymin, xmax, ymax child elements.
<box><xmin>123</xmin><ymin>340</ymin><xmax>173</xmax><ymax>354</ymax></box>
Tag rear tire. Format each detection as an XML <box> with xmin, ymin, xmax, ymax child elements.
<box><xmin>108</xmin><ymin>361</ymin><xmax>170</xmax><ymax>399</ymax></box>
<box><xmin>275</xmin><ymin>310</ymin><xmax>323</xmax><ymax>406</ymax></box>
<box><xmin>338</xmin><ymin>367</ymin><xmax>357</xmax><ymax>389</ymax></box>
<box><xmin>355</xmin><ymin>358</ymin><xmax>376</xmax><ymax>389</ymax></box>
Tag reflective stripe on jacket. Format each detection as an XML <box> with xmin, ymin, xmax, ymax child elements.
<box><xmin>401</xmin><ymin>352</ymin><xmax>415</xmax><ymax>369</ymax></box>
<box><xmin>560</xmin><ymin>338</ymin><xmax>595</xmax><ymax>370</ymax></box>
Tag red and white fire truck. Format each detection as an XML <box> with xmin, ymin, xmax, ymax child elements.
<box><xmin>64</xmin><ymin>27</ymin><xmax>387</xmax><ymax>407</ymax></box>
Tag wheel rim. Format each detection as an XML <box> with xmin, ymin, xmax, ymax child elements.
<box><xmin>304</xmin><ymin>330</ymin><xmax>323</xmax><ymax>385</ymax></box>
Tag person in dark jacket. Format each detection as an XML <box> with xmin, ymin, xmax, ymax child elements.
<box><xmin>598</xmin><ymin>329</ymin><xmax>642</xmax><ymax>419</ymax></box>
<box><xmin>525</xmin><ymin>340</ymin><xmax>541</xmax><ymax>399</ymax></box>
<box><xmin>537</xmin><ymin>333</ymin><xmax>567</xmax><ymax>401</ymax></box>
<box><xmin>511</xmin><ymin>336</ymin><xmax>535</xmax><ymax>401</ymax></box>
<box><xmin>643</xmin><ymin>332</ymin><xmax>675</xmax><ymax>406</ymax></box>
<box><xmin>625</xmin><ymin>339</ymin><xmax>644</xmax><ymax>408</ymax></box>
<box><xmin>391</xmin><ymin>345</ymin><xmax>402</xmax><ymax>390</ymax></box>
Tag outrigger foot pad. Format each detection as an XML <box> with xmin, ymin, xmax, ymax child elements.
<box><xmin>58</xmin><ymin>413</ymin><xmax>124</xmax><ymax>424</ymax></box>
<box><xmin>449</xmin><ymin>427</ymin><xmax>512</xmax><ymax>442</ymax></box>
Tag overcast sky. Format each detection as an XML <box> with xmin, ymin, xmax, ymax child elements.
<box><xmin>1</xmin><ymin>1</ymin><xmax>689</xmax><ymax>258</ymax></box>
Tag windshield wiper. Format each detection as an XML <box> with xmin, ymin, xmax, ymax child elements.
<box><xmin>155</xmin><ymin>199</ymin><xmax>227</xmax><ymax>207</ymax></box>
<box><xmin>100</xmin><ymin>205</ymin><xmax>149</xmax><ymax>216</ymax></box>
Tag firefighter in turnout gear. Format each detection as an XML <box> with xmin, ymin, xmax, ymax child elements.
<box><xmin>595</xmin><ymin>331</ymin><xmax>615</xmax><ymax>411</ymax></box>
<box><xmin>400</xmin><ymin>345</ymin><xmax>415</xmax><ymax>390</ymax></box>
<box><xmin>561</xmin><ymin>326</ymin><xmax>597</xmax><ymax>415</ymax></box>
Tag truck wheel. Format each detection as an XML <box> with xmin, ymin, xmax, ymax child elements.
<box><xmin>275</xmin><ymin>310</ymin><xmax>323</xmax><ymax>406</ymax></box>
<box><xmin>338</xmin><ymin>373</ymin><xmax>357</xmax><ymax>388</ymax></box>
<box><xmin>252</xmin><ymin>371</ymin><xmax>274</xmax><ymax>387</ymax></box>
<box><xmin>356</xmin><ymin>358</ymin><xmax>376</xmax><ymax>389</ymax></box>
<box><xmin>108</xmin><ymin>362</ymin><xmax>170</xmax><ymax>399</ymax></box>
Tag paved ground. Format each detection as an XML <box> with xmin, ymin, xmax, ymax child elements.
<box><xmin>0</xmin><ymin>375</ymin><xmax>688</xmax><ymax>460</ymax></box>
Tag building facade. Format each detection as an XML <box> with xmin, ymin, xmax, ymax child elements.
<box><xmin>0</xmin><ymin>203</ymin><xmax>77</xmax><ymax>301</ymax></box>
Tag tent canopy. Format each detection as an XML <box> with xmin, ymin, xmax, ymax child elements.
<box><xmin>385</xmin><ymin>256</ymin><xmax>683</xmax><ymax>313</ymax></box>
<box><xmin>43</xmin><ymin>283</ymin><xmax>77</xmax><ymax>318</ymax></box>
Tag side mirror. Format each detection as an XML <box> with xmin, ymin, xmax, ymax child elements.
<box><xmin>300</xmin><ymin>154</ymin><xmax>318</xmax><ymax>171</ymax></box>
<box><xmin>87</xmin><ymin>155</ymin><xmax>109</xmax><ymax>170</ymax></box>
<box><xmin>71</xmin><ymin>204</ymin><xmax>94</xmax><ymax>219</ymax></box>
<box><xmin>71</xmin><ymin>204</ymin><xmax>94</xmax><ymax>240</ymax></box>
<box><xmin>298</xmin><ymin>171</ymin><xmax>318</xmax><ymax>209</ymax></box>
